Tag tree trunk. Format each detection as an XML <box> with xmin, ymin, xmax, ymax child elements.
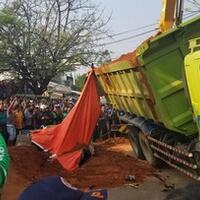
<box><xmin>27</xmin><ymin>80</ymin><xmax>49</xmax><ymax>95</ymax></box>
<box><xmin>31</xmin><ymin>86</ymin><xmax>46</xmax><ymax>95</ymax></box>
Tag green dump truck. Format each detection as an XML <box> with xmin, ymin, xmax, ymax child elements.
<box><xmin>95</xmin><ymin>15</ymin><xmax>200</xmax><ymax>180</ymax></box>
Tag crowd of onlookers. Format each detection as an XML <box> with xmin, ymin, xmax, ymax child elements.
<box><xmin>0</xmin><ymin>93</ymin><xmax>117</xmax><ymax>146</ymax></box>
<box><xmin>0</xmin><ymin>96</ymin><xmax>76</xmax><ymax>145</ymax></box>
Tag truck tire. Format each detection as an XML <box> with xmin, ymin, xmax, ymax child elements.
<box><xmin>139</xmin><ymin>132</ymin><xmax>157</xmax><ymax>166</ymax></box>
<box><xmin>128</xmin><ymin>128</ymin><xmax>144</xmax><ymax>159</ymax></box>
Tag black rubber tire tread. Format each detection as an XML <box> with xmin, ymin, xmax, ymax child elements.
<box><xmin>128</xmin><ymin>127</ymin><xmax>144</xmax><ymax>160</ymax></box>
<box><xmin>139</xmin><ymin>131</ymin><xmax>157</xmax><ymax>166</ymax></box>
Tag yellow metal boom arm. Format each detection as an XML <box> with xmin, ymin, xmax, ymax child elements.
<box><xmin>160</xmin><ymin>0</ymin><xmax>184</xmax><ymax>32</ymax></box>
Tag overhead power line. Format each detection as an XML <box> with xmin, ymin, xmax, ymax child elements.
<box><xmin>98</xmin><ymin>23</ymin><xmax>157</xmax><ymax>41</ymax></box>
<box><xmin>183</xmin><ymin>12</ymin><xmax>199</xmax><ymax>19</ymax></box>
<box><xmin>97</xmin><ymin>29</ymin><xmax>157</xmax><ymax>47</ymax></box>
<box><xmin>97</xmin><ymin>13</ymin><xmax>198</xmax><ymax>42</ymax></box>
<box><xmin>96</xmin><ymin>11</ymin><xmax>200</xmax><ymax>47</ymax></box>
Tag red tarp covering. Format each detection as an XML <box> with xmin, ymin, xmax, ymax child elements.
<box><xmin>31</xmin><ymin>69</ymin><xmax>100</xmax><ymax>171</ymax></box>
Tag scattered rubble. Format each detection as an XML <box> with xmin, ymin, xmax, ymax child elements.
<box><xmin>153</xmin><ymin>172</ymin><xmax>175</xmax><ymax>192</ymax></box>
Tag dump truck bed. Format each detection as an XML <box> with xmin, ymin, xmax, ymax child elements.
<box><xmin>96</xmin><ymin>15</ymin><xmax>200</xmax><ymax>136</ymax></box>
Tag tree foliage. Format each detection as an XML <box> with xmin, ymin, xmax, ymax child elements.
<box><xmin>74</xmin><ymin>73</ymin><xmax>86</xmax><ymax>91</ymax></box>
<box><xmin>0</xmin><ymin>0</ymin><xmax>110</xmax><ymax>94</ymax></box>
<box><xmin>96</xmin><ymin>49</ymin><xmax>112</xmax><ymax>66</ymax></box>
<box><xmin>186</xmin><ymin>0</ymin><xmax>200</xmax><ymax>13</ymax></box>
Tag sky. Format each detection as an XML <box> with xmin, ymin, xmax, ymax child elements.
<box><xmin>74</xmin><ymin>0</ymin><xmax>197</xmax><ymax>74</ymax></box>
<box><xmin>94</xmin><ymin>0</ymin><xmax>162</xmax><ymax>59</ymax></box>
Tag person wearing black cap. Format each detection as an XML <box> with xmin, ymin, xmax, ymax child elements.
<box><xmin>18</xmin><ymin>176</ymin><xmax>107</xmax><ymax>200</ymax></box>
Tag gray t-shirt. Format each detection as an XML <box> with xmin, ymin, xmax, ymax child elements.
<box><xmin>24</xmin><ymin>109</ymin><xmax>32</xmax><ymax>126</ymax></box>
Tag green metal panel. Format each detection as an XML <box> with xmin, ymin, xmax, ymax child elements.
<box><xmin>96</xmin><ymin>60</ymin><xmax>156</xmax><ymax>120</ymax></box>
<box><xmin>137</xmin><ymin>15</ymin><xmax>200</xmax><ymax>136</ymax></box>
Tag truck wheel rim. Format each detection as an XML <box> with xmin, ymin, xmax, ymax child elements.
<box><xmin>129</xmin><ymin>136</ymin><xmax>139</xmax><ymax>157</ymax></box>
<box><xmin>140</xmin><ymin>133</ymin><xmax>154</xmax><ymax>164</ymax></box>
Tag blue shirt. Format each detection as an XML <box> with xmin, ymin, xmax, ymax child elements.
<box><xmin>18</xmin><ymin>176</ymin><xmax>83</xmax><ymax>200</ymax></box>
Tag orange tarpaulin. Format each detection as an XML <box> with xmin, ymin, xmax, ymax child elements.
<box><xmin>31</xmin><ymin>69</ymin><xmax>100</xmax><ymax>171</ymax></box>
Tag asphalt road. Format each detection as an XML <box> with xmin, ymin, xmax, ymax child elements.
<box><xmin>108</xmin><ymin>167</ymin><xmax>194</xmax><ymax>200</ymax></box>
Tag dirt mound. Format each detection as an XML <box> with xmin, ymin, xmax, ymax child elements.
<box><xmin>68</xmin><ymin>138</ymin><xmax>155</xmax><ymax>188</ymax></box>
<box><xmin>9</xmin><ymin>145</ymin><xmax>65</xmax><ymax>181</ymax></box>
<box><xmin>3</xmin><ymin>137</ymin><xmax>156</xmax><ymax>200</ymax></box>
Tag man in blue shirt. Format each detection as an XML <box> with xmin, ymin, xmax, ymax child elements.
<box><xmin>18</xmin><ymin>176</ymin><xmax>107</xmax><ymax>200</ymax></box>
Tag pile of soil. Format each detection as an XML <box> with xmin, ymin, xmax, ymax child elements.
<box><xmin>2</xmin><ymin>137</ymin><xmax>156</xmax><ymax>200</ymax></box>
